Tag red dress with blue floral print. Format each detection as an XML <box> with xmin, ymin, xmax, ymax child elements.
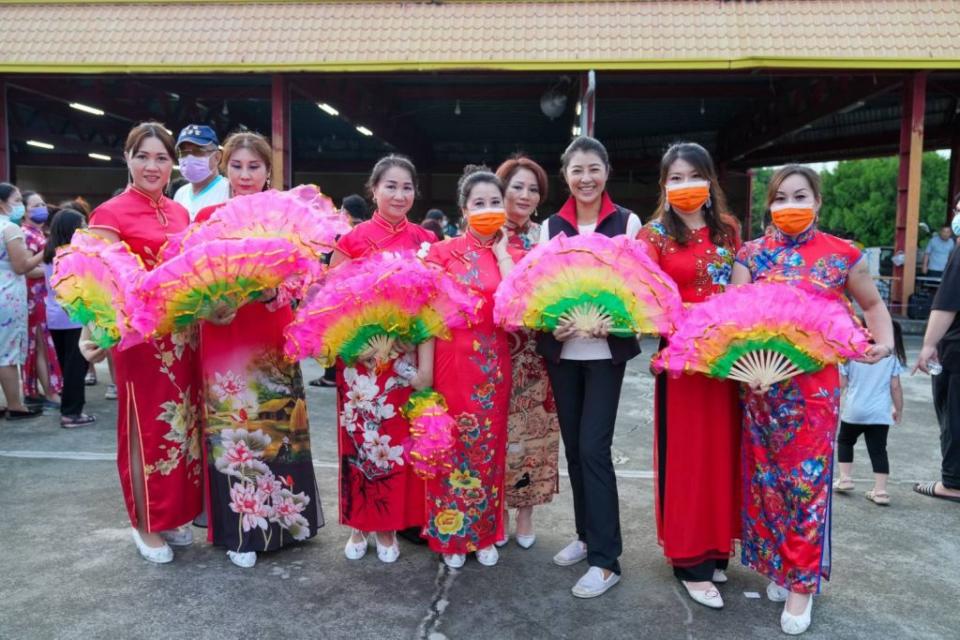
<box><xmin>638</xmin><ymin>220</ymin><xmax>743</xmax><ymax>568</ymax></box>
<box><xmin>735</xmin><ymin>228</ymin><xmax>861</xmax><ymax>593</ymax></box>
<box><xmin>423</xmin><ymin>232</ymin><xmax>519</xmax><ymax>553</ymax></box>
<box><xmin>21</xmin><ymin>224</ymin><xmax>62</xmax><ymax>400</ymax></box>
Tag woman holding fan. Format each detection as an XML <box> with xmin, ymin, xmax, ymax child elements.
<box><xmin>637</xmin><ymin>142</ymin><xmax>742</xmax><ymax>609</ymax></box>
<box><xmin>330</xmin><ymin>155</ymin><xmax>436</xmax><ymax>563</ymax></box>
<box><xmin>731</xmin><ymin>164</ymin><xmax>893</xmax><ymax>635</ymax></box>
<box><xmin>192</xmin><ymin>131</ymin><xmax>323</xmax><ymax>569</ymax></box>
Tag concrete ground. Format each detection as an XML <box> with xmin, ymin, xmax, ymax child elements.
<box><xmin>1</xmin><ymin>336</ymin><xmax>957</xmax><ymax>640</ymax></box>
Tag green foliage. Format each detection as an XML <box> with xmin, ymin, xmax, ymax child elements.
<box><xmin>750</xmin><ymin>153</ymin><xmax>950</xmax><ymax>247</ymax></box>
<box><xmin>749</xmin><ymin>167</ymin><xmax>773</xmax><ymax>239</ymax></box>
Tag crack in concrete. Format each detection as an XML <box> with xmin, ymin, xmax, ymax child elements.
<box><xmin>416</xmin><ymin>562</ymin><xmax>459</xmax><ymax>640</ymax></box>
<box><xmin>672</xmin><ymin>584</ymin><xmax>696</xmax><ymax>640</ymax></box>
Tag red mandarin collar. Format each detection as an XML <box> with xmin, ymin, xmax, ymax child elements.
<box><xmin>557</xmin><ymin>191</ymin><xmax>617</xmax><ymax>229</ymax></box>
<box><xmin>128</xmin><ymin>185</ymin><xmax>170</xmax><ymax>227</ymax></box>
<box><xmin>372</xmin><ymin>210</ymin><xmax>409</xmax><ymax>233</ymax></box>
<box><xmin>466</xmin><ymin>229</ymin><xmax>497</xmax><ymax>248</ymax></box>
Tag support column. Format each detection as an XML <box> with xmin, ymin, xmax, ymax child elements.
<box><xmin>947</xmin><ymin>116</ymin><xmax>960</xmax><ymax>225</ymax></box>
<box><xmin>0</xmin><ymin>79</ymin><xmax>8</xmax><ymax>183</ymax></box>
<box><xmin>894</xmin><ymin>72</ymin><xmax>926</xmax><ymax>312</ymax></box>
<box><xmin>271</xmin><ymin>74</ymin><xmax>291</xmax><ymax>189</ymax></box>
<box><xmin>578</xmin><ymin>70</ymin><xmax>596</xmax><ymax>137</ymax></box>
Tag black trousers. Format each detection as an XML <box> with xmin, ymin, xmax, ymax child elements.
<box><xmin>545</xmin><ymin>358</ymin><xmax>625</xmax><ymax>574</ymax></box>
<box><xmin>932</xmin><ymin>370</ymin><xmax>960</xmax><ymax>489</ymax></box>
<box><xmin>836</xmin><ymin>421</ymin><xmax>890</xmax><ymax>474</ymax></box>
<box><xmin>673</xmin><ymin>558</ymin><xmax>729</xmax><ymax>582</ymax></box>
<box><xmin>50</xmin><ymin>328</ymin><xmax>86</xmax><ymax>417</ymax></box>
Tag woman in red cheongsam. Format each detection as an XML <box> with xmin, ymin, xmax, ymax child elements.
<box><xmin>329</xmin><ymin>155</ymin><xmax>436</xmax><ymax>564</ymax></box>
<box><xmin>731</xmin><ymin>164</ymin><xmax>893</xmax><ymax>635</ymax></box>
<box><xmin>637</xmin><ymin>142</ymin><xmax>742</xmax><ymax>611</ymax></box>
<box><xmin>84</xmin><ymin>122</ymin><xmax>203</xmax><ymax>564</ymax></box>
<box><xmin>423</xmin><ymin>165</ymin><xmax>521</xmax><ymax>569</ymax></box>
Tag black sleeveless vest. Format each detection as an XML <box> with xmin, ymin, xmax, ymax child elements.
<box><xmin>535</xmin><ymin>205</ymin><xmax>643</xmax><ymax>365</ymax></box>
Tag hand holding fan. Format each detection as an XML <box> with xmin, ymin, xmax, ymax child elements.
<box><xmin>132</xmin><ymin>237</ymin><xmax>314</xmax><ymax>337</ymax></box>
<box><xmin>653</xmin><ymin>281</ymin><xmax>872</xmax><ymax>391</ymax></box>
<box><xmin>401</xmin><ymin>388</ymin><xmax>456</xmax><ymax>479</ymax></box>
<box><xmin>494</xmin><ymin>233</ymin><xmax>682</xmax><ymax>337</ymax></box>
<box><xmin>51</xmin><ymin>230</ymin><xmax>146</xmax><ymax>350</ymax></box>
<box><xmin>284</xmin><ymin>250</ymin><xmax>482</xmax><ymax>366</ymax></box>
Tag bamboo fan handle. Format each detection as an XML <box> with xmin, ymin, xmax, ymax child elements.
<box><xmin>728</xmin><ymin>349</ymin><xmax>804</xmax><ymax>393</ymax></box>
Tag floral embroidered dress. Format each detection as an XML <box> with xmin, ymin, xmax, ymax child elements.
<box><xmin>735</xmin><ymin>228</ymin><xmax>861</xmax><ymax>593</ymax></box>
<box><xmin>89</xmin><ymin>187</ymin><xmax>203</xmax><ymax>532</ymax></box>
<box><xmin>638</xmin><ymin>220</ymin><xmax>742</xmax><ymax>569</ymax></box>
<box><xmin>21</xmin><ymin>224</ymin><xmax>62</xmax><ymax>399</ymax></box>
<box><xmin>334</xmin><ymin>212</ymin><xmax>436</xmax><ymax>532</ymax></box>
<box><xmin>504</xmin><ymin>221</ymin><xmax>559</xmax><ymax>508</ymax></box>
<box><xmin>423</xmin><ymin>233</ymin><xmax>519</xmax><ymax>553</ymax></box>
<box><xmin>193</xmin><ymin>204</ymin><xmax>323</xmax><ymax>552</ymax></box>
<box><xmin>0</xmin><ymin>217</ymin><xmax>27</xmax><ymax>366</ymax></box>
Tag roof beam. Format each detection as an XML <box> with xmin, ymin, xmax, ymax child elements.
<box><xmin>719</xmin><ymin>76</ymin><xmax>901</xmax><ymax>163</ymax></box>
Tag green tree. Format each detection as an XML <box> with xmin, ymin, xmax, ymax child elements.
<box><xmin>749</xmin><ymin>167</ymin><xmax>773</xmax><ymax>238</ymax></box>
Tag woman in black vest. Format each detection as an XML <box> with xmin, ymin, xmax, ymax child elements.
<box><xmin>537</xmin><ymin>136</ymin><xmax>642</xmax><ymax>598</ymax></box>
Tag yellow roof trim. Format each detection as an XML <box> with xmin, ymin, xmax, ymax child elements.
<box><xmin>1</xmin><ymin>57</ymin><xmax>959</xmax><ymax>74</ymax></box>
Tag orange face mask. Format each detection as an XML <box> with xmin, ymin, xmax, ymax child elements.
<box><xmin>770</xmin><ymin>203</ymin><xmax>816</xmax><ymax>236</ymax></box>
<box><xmin>468</xmin><ymin>209</ymin><xmax>507</xmax><ymax>236</ymax></box>
<box><xmin>666</xmin><ymin>180</ymin><xmax>710</xmax><ymax>214</ymax></box>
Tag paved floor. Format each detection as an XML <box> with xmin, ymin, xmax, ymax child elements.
<box><xmin>1</xmin><ymin>337</ymin><xmax>957</xmax><ymax>640</ymax></box>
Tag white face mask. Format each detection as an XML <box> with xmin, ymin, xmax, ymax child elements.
<box><xmin>952</xmin><ymin>213</ymin><xmax>960</xmax><ymax>237</ymax></box>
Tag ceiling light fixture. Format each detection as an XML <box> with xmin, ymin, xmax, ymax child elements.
<box><xmin>26</xmin><ymin>140</ymin><xmax>54</xmax><ymax>150</ymax></box>
<box><xmin>318</xmin><ymin>103</ymin><xmax>339</xmax><ymax>116</ymax></box>
<box><xmin>88</xmin><ymin>152</ymin><xmax>111</xmax><ymax>161</ymax></box>
<box><xmin>70</xmin><ymin>102</ymin><xmax>105</xmax><ymax>116</ymax></box>
<box><xmin>355</xmin><ymin>125</ymin><xmax>374</xmax><ymax>137</ymax></box>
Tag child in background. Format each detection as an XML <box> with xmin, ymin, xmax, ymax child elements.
<box><xmin>834</xmin><ymin>320</ymin><xmax>905</xmax><ymax>505</ymax></box>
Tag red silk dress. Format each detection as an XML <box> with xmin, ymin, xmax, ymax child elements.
<box><xmin>334</xmin><ymin>213</ymin><xmax>436</xmax><ymax>533</ymax></box>
<box><xmin>192</xmin><ymin>204</ymin><xmax>323</xmax><ymax>552</ymax></box>
<box><xmin>423</xmin><ymin>233</ymin><xmax>519</xmax><ymax>553</ymax></box>
<box><xmin>21</xmin><ymin>224</ymin><xmax>62</xmax><ymax>399</ymax></box>
<box><xmin>735</xmin><ymin>228</ymin><xmax>861</xmax><ymax>593</ymax></box>
<box><xmin>637</xmin><ymin>220</ymin><xmax>742</xmax><ymax>569</ymax></box>
<box><xmin>89</xmin><ymin>187</ymin><xmax>203</xmax><ymax>532</ymax></box>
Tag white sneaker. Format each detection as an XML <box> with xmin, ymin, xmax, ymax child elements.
<box><xmin>443</xmin><ymin>553</ymin><xmax>466</xmax><ymax>569</ymax></box>
<box><xmin>552</xmin><ymin>539</ymin><xmax>588</xmax><ymax>566</ymax></box>
<box><xmin>344</xmin><ymin>531</ymin><xmax>368</xmax><ymax>560</ymax></box>
<box><xmin>781</xmin><ymin>595</ymin><xmax>814</xmax><ymax>635</ymax></box>
<box><xmin>681</xmin><ymin>581</ymin><xmax>724</xmax><ymax>609</ymax></box>
<box><xmin>227</xmin><ymin>551</ymin><xmax>257</xmax><ymax>568</ymax></box>
<box><xmin>767</xmin><ymin>581</ymin><xmax>790</xmax><ymax>602</ymax></box>
<box><xmin>374</xmin><ymin>533</ymin><xmax>400</xmax><ymax>564</ymax></box>
<box><xmin>571</xmin><ymin>566</ymin><xmax>620</xmax><ymax>598</ymax></box>
<box><xmin>476</xmin><ymin>545</ymin><xmax>499</xmax><ymax>567</ymax></box>
<box><xmin>131</xmin><ymin>528</ymin><xmax>173</xmax><ymax>564</ymax></box>
<box><xmin>712</xmin><ymin>569</ymin><xmax>728</xmax><ymax>583</ymax></box>
<box><xmin>160</xmin><ymin>525</ymin><xmax>193</xmax><ymax>547</ymax></box>
<box><xmin>104</xmin><ymin>384</ymin><xmax>118</xmax><ymax>400</ymax></box>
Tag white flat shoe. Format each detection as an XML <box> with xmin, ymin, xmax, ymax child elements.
<box><xmin>571</xmin><ymin>566</ymin><xmax>620</xmax><ymax>598</ymax></box>
<box><xmin>131</xmin><ymin>528</ymin><xmax>173</xmax><ymax>564</ymax></box>
<box><xmin>375</xmin><ymin>534</ymin><xmax>400</xmax><ymax>563</ymax></box>
<box><xmin>227</xmin><ymin>551</ymin><xmax>257</xmax><ymax>568</ymax></box>
<box><xmin>495</xmin><ymin>534</ymin><xmax>509</xmax><ymax>548</ymax></box>
<box><xmin>681</xmin><ymin>581</ymin><xmax>724</xmax><ymax>609</ymax></box>
<box><xmin>781</xmin><ymin>595</ymin><xmax>814</xmax><ymax>635</ymax></box>
<box><xmin>767</xmin><ymin>581</ymin><xmax>789</xmax><ymax>602</ymax></box>
<box><xmin>712</xmin><ymin>569</ymin><xmax>728</xmax><ymax>583</ymax></box>
<box><xmin>344</xmin><ymin>532</ymin><xmax>368</xmax><ymax>560</ymax></box>
<box><xmin>160</xmin><ymin>525</ymin><xmax>193</xmax><ymax>547</ymax></box>
<box><xmin>552</xmin><ymin>539</ymin><xmax>588</xmax><ymax>566</ymax></box>
<box><xmin>476</xmin><ymin>546</ymin><xmax>499</xmax><ymax>567</ymax></box>
<box><xmin>516</xmin><ymin>533</ymin><xmax>536</xmax><ymax>549</ymax></box>
<box><xmin>443</xmin><ymin>553</ymin><xmax>466</xmax><ymax>569</ymax></box>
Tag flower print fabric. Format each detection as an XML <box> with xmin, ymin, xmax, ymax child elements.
<box><xmin>21</xmin><ymin>224</ymin><xmax>62</xmax><ymax>398</ymax></box>
<box><xmin>735</xmin><ymin>228</ymin><xmax>861</xmax><ymax>592</ymax></box>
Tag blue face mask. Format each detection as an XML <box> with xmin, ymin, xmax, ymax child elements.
<box><xmin>28</xmin><ymin>206</ymin><xmax>49</xmax><ymax>224</ymax></box>
<box><xmin>8</xmin><ymin>203</ymin><xmax>25</xmax><ymax>224</ymax></box>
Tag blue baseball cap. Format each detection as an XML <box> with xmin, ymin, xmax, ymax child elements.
<box><xmin>176</xmin><ymin>124</ymin><xmax>219</xmax><ymax>149</ymax></box>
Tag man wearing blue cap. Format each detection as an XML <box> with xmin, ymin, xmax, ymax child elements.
<box><xmin>173</xmin><ymin>124</ymin><xmax>230</xmax><ymax>220</ymax></box>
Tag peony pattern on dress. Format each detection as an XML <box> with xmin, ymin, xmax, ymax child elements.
<box><xmin>340</xmin><ymin>364</ymin><xmax>408</xmax><ymax>480</ymax></box>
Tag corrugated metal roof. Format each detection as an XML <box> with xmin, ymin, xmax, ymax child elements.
<box><xmin>0</xmin><ymin>1</ymin><xmax>958</xmax><ymax>73</ymax></box>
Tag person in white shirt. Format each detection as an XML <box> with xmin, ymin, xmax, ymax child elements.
<box><xmin>172</xmin><ymin>124</ymin><xmax>230</xmax><ymax>220</ymax></box>
<box><xmin>834</xmin><ymin>320</ymin><xmax>905</xmax><ymax>506</ymax></box>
